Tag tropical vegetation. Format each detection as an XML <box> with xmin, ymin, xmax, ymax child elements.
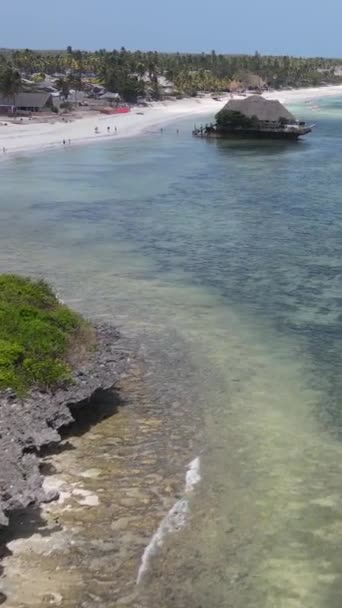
<box><xmin>0</xmin><ymin>274</ymin><xmax>92</xmax><ymax>393</ymax></box>
<box><xmin>1</xmin><ymin>47</ymin><xmax>342</xmax><ymax>102</ymax></box>
<box><xmin>216</xmin><ymin>109</ymin><xmax>260</xmax><ymax>129</ymax></box>
<box><xmin>0</xmin><ymin>65</ymin><xmax>22</xmax><ymax>102</ymax></box>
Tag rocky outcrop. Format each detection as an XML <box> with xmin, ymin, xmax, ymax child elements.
<box><xmin>0</xmin><ymin>324</ymin><xmax>132</xmax><ymax>527</ymax></box>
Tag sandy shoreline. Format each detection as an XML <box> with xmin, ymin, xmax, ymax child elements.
<box><xmin>0</xmin><ymin>98</ymin><xmax>224</xmax><ymax>158</ymax></box>
<box><xmin>1</xmin><ymin>84</ymin><xmax>342</xmax><ymax>158</ymax></box>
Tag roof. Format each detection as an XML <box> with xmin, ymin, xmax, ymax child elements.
<box><xmin>35</xmin><ymin>78</ymin><xmax>56</xmax><ymax>88</ymax></box>
<box><xmin>229</xmin><ymin>80</ymin><xmax>242</xmax><ymax>91</ymax></box>
<box><xmin>136</xmin><ymin>73</ymin><xmax>174</xmax><ymax>88</ymax></box>
<box><xmin>242</xmin><ymin>74</ymin><xmax>266</xmax><ymax>88</ymax></box>
<box><xmin>0</xmin><ymin>92</ymin><xmax>52</xmax><ymax>108</ymax></box>
<box><xmin>221</xmin><ymin>95</ymin><xmax>295</xmax><ymax>122</ymax></box>
<box><xmin>158</xmin><ymin>76</ymin><xmax>174</xmax><ymax>88</ymax></box>
<box><xmin>36</xmin><ymin>85</ymin><xmax>58</xmax><ymax>93</ymax></box>
<box><xmin>99</xmin><ymin>92</ymin><xmax>120</xmax><ymax>99</ymax></box>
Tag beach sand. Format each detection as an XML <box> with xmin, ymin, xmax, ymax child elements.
<box><xmin>1</xmin><ymin>85</ymin><xmax>342</xmax><ymax>158</ymax></box>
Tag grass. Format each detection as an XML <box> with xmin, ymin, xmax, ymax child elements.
<box><xmin>0</xmin><ymin>274</ymin><xmax>93</xmax><ymax>393</ymax></box>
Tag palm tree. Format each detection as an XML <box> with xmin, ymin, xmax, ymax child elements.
<box><xmin>0</xmin><ymin>66</ymin><xmax>22</xmax><ymax>106</ymax></box>
<box><xmin>6</xmin><ymin>46</ymin><xmax>340</xmax><ymax>97</ymax></box>
<box><xmin>136</xmin><ymin>62</ymin><xmax>146</xmax><ymax>80</ymax></box>
<box><xmin>68</xmin><ymin>73</ymin><xmax>82</xmax><ymax>103</ymax></box>
<box><xmin>56</xmin><ymin>77</ymin><xmax>70</xmax><ymax>100</ymax></box>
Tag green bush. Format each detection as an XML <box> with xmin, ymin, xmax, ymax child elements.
<box><xmin>215</xmin><ymin>109</ymin><xmax>260</xmax><ymax>129</ymax></box>
<box><xmin>60</xmin><ymin>101</ymin><xmax>73</xmax><ymax>111</ymax></box>
<box><xmin>23</xmin><ymin>357</ymin><xmax>71</xmax><ymax>387</ymax></box>
<box><xmin>0</xmin><ymin>275</ymin><xmax>91</xmax><ymax>393</ymax></box>
<box><xmin>0</xmin><ymin>340</ymin><xmax>24</xmax><ymax>367</ymax></box>
<box><xmin>0</xmin><ymin>369</ymin><xmax>19</xmax><ymax>391</ymax></box>
<box><xmin>0</xmin><ymin>275</ymin><xmax>57</xmax><ymax>309</ymax></box>
<box><xmin>50</xmin><ymin>306</ymin><xmax>83</xmax><ymax>333</ymax></box>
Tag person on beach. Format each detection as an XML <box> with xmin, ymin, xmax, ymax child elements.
<box><xmin>95</xmin><ymin>126</ymin><xmax>99</xmax><ymax>134</ymax></box>
<box><xmin>62</xmin><ymin>139</ymin><xmax>66</xmax><ymax>145</ymax></box>
<box><xmin>115</xmin><ymin>126</ymin><xmax>117</xmax><ymax>133</ymax></box>
<box><xmin>68</xmin><ymin>139</ymin><xmax>71</xmax><ymax>145</ymax></box>
<box><xmin>107</xmin><ymin>126</ymin><xmax>110</xmax><ymax>133</ymax></box>
<box><xmin>2</xmin><ymin>147</ymin><xmax>6</xmax><ymax>154</ymax></box>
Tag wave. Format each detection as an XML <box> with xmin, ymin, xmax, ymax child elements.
<box><xmin>136</xmin><ymin>456</ymin><xmax>201</xmax><ymax>585</ymax></box>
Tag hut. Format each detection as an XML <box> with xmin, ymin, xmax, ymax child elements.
<box><xmin>228</xmin><ymin>79</ymin><xmax>243</xmax><ymax>93</ymax></box>
<box><xmin>0</xmin><ymin>92</ymin><xmax>54</xmax><ymax>114</ymax></box>
<box><xmin>193</xmin><ymin>95</ymin><xmax>312</xmax><ymax>140</ymax></box>
<box><xmin>220</xmin><ymin>95</ymin><xmax>295</xmax><ymax>124</ymax></box>
<box><xmin>230</xmin><ymin>73</ymin><xmax>267</xmax><ymax>92</ymax></box>
<box><xmin>241</xmin><ymin>73</ymin><xmax>267</xmax><ymax>91</ymax></box>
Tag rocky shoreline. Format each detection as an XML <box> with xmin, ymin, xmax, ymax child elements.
<box><xmin>0</xmin><ymin>323</ymin><xmax>132</xmax><ymax>529</ymax></box>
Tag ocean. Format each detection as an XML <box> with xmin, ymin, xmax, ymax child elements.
<box><xmin>0</xmin><ymin>97</ymin><xmax>342</xmax><ymax>607</ymax></box>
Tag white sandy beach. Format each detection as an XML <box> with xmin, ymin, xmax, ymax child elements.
<box><xmin>1</xmin><ymin>84</ymin><xmax>342</xmax><ymax>158</ymax></box>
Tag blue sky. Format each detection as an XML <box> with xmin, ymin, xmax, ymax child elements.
<box><xmin>1</xmin><ymin>0</ymin><xmax>341</xmax><ymax>57</ymax></box>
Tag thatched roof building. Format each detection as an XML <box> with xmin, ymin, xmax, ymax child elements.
<box><xmin>221</xmin><ymin>95</ymin><xmax>295</xmax><ymax>123</ymax></box>
<box><xmin>0</xmin><ymin>92</ymin><xmax>54</xmax><ymax>113</ymax></box>
<box><xmin>237</xmin><ymin>73</ymin><xmax>266</xmax><ymax>90</ymax></box>
<box><xmin>229</xmin><ymin>73</ymin><xmax>267</xmax><ymax>92</ymax></box>
<box><xmin>242</xmin><ymin>73</ymin><xmax>266</xmax><ymax>90</ymax></box>
<box><xmin>193</xmin><ymin>94</ymin><xmax>311</xmax><ymax>139</ymax></box>
<box><xmin>228</xmin><ymin>79</ymin><xmax>242</xmax><ymax>92</ymax></box>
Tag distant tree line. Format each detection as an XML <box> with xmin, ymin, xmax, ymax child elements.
<box><xmin>1</xmin><ymin>47</ymin><xmax>342</xmax><ymax>102</ymax></box>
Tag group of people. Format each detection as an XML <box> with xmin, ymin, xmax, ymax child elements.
<box><xmin>3</xmin><ymin>123</ymin><xmax>182</xmax><ymax>155</ymax></box>
<box><xmin>160</xmin><ymin>128</ymin><xmax>180</xmax><ymax>134</ymax></box>
<box><xmin>94</xmin><ymin>125</ymin><xmax>118</xmax><ymax>135</ymax></box>
<box><xmin>61</xmin><ymin>124</ymin><xmax>119</xmax><ymax>146</ymax></box>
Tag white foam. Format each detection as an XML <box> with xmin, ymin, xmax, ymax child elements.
<box><xmin>136</xmin><ymin>457</ymin><xmax>201</xmax><ymax>585</ymax></box>
<box><xmin>185</xmin><ymin>457</ymin><xmax>201</xmax><ymax>493</ymax></box>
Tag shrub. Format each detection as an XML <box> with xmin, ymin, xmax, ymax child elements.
<box><xmin>215</xmin><ymin>109</ymin><xmax>260</xmax><ymax>129</ymax></box>
<box><xmin>0</xmin><ymin>340</ymin><xmax>24</xmax><ymax>367</ymax></box>
<box><xmin>23</xmin><ymin>357</ymin><xmax>71</xmax><ymax>388</ymax></box>
<box><xmin>60</xmin><ymin>101</ymin><xmax>73</xmax><ymax>111</ymax></box>
<box><xmin>0</xmin><ymin>274</ymin><xmax>91</xmax><ymax>393</ymax></box>
<box><xmin>50</xmin><ymin>306</ymin><xmax>83</xmax><ymax>333</ymax></box>
<box><xmin>0</xmin><ymin>275</ymin><xmax>57</xmax><ymax>309</ymax></box>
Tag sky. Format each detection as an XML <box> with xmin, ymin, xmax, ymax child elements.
<box><xmin>1</xmin><ymin>0</ymin><xmax>342</xmax><ymax>57</ymax></box>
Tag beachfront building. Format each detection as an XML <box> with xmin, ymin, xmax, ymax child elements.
<box><xmin>0</xmin><ymin>92</ymin><xmax>54</xmax><ymax>114</ymax></box>
<box><xmin>194</xmin><ymin>95</ymin><xmax>312</xmax><ymax>140</ymax></box>
<box><xmin>241</xmin><ymin>73</ymin><xmax>267</xmax><ymax>91</ymax></box>
<box><xmin>228</xmin><ymin>73</ymin><xmax>267</xmax><ymax>93</ymax></box>
<box><xmin>157</xmin><ymin>76</ymin><xmax>176</xmax><ymax>97</ymax></box>
<box><xmin>133</xmin><ymin>72</ymin><xmax>176</xmax><ymax>99</ymax></box>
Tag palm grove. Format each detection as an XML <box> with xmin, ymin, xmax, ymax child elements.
<box><xmin>1</xmin><ymin>46</ymin><xmax>342</xmax><ymax>103</ymax></box>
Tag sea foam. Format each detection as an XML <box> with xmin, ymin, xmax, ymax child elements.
<box><xmin>136</xmin><ymin>457</ymin><xmax>201</xmax><ymax>584</ymax></box>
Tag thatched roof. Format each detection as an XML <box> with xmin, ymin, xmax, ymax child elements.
<box><xmin>221</xmin><ymin>95</ymin><xmax>295</xmax><ymax>122</ymax></box>
<box><xmin>242</xmin><ymin>74</ymin><xmax>266</xmax><ymax>89</ymax></box>
<box><xmin>228</xmin><ymin>79</ymin><xmax>242</xmax><ymax>91</ymax></box>
<box><xmin>0</xmin><ymin>92</ymin><xmax>52</xmax><ymax>109</ymax></box>
<box><xmin>231</xmin><ymin>73</ymin><xmax>266</xmax><ymax>90</ymax></box>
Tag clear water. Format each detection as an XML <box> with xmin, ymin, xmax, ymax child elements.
<box><xmin>1</xmin><ymin>100</ymin><xmax>342</xmax><ymax>607</ymax></box>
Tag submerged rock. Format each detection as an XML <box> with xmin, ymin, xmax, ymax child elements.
<box><xmin>0</xmin><ymin>324</ymin><xmax>131</xmax><ymax>527</ymax></box>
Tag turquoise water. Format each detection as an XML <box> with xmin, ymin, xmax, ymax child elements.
<box><xmin>1</xmin><ymin>99</ymin><xmax>342</xmax><ymax>606</ymax></box>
